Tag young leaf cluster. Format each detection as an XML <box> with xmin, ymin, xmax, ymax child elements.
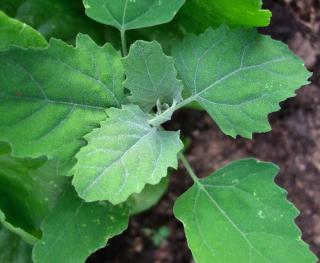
<box><xmin>0</xmin><ymin>0</ymin><xmax>317</xmax><ymax>262</ymax></box>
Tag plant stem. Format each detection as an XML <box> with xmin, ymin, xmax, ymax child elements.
<box><xmin>148</xmin><ymin>96</ymin><xmax>194</xmax><ymax>126</ymax></box>
<box><xmin>178</xmin><ymin>152</ymin><xmax>199</xmax><ymax>183</ymax></box>
<box><xmin>120</xmin><ymin>29</ymin><xmax>128</xmax><ymax>56</ymax></box>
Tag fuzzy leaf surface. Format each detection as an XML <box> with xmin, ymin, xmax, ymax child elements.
<box><xmin>33</xmin><ymin>188</ymin><xmax>129</xmax><ymax>263</ymax></box>
<box><xmin>0</xmin><ymin>226</ymin><xmax>32</xmax><ymax>263</ymax></box>
<box><xmin>124</xmin><ymin>40</ymin><xmax>182</xmax><ymax>112</ymax></box>
<box><xmin>174</xmin><ymin>159</ymin><xmax>317</xmax><ymax>263</ymax></box>
<box><xmin>0</xmin><ymin>142</ymin><xmax>67</xmax><ymax>244</ymax></box>
<box><xmin>73</xmin><ymin>105</ymin><xmax>183</xmax><ymax>204</ymax></box>
<box><xmin>0</xmin><ymin>11</ymin><xmax>47</xmax><ymax>50</ymax></box>
<box><xmin>173</xmin><ymin>26</ymin><xmax>311</xmax><ymax>138</ymax></box>
<box><xmin>83</xmin><ymin>0</ymin><xmax>185</xmax><ymax>31</ymax></box>
<box><xmin>0</xmin><ymin>34</ymin><xmax>124</xmax><ymax>172</ymax></box>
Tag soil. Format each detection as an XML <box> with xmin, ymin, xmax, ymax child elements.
<box><xmin>88</xmin><ymin>0</ymin><xmax>320</xmax><ymax>262</ymax></box>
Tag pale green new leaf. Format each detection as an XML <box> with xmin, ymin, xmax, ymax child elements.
<box><xmin>0</xmin><ymin>226</ymin><xmax>32</xmax><ymax>263</ymax></box>
<box><xmin>73</xmin><ymin>105</ymin><xmax>183</xmax><ymax>204</ymax></box>
<box><xmin>174</xmin><ymin>159</ymin><xmax>317</xmax><ymax>263</ymax></box>
<box><xmin>124</xmin><ymin>40</ymin><xmax>183</xmax><ymax>112</ymax></box>
<box><xmin>173</xmin><ymin>26</ymin><xmax>311</xmax><ymax>138</ymax></box>
<box><xmin>0</xmin><ymin>11</ymin><xmax>47</xmax><ymax>50</ymax></box>
<box><xmin>83</xmin><ymin>0</ymin><xmax>185</xmax><ymax>31</ymax></box>
<box><xmin>0</xmin><ymin>142</ymin><xmax>67</xmax><ymax>244</ymax></box>
<box><xmin>0</xmin><ymin>34</ymin><xmax>125</xmax><ymax>173</ymax></box>
<box><xmin>33</xmin><ymin>188</ymin><xmax>129</xmax><ymax>263</ymax></box>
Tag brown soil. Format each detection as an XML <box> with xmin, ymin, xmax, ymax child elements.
<box><xmin>88</xmin><ymin>0</ymin><xmax>320</xmax><ymax>262</ymax></box>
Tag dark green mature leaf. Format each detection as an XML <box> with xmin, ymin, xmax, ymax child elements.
<box><xmin>83</xmin><ymin>0</ymin><xmax>185</xmax><ymax>31</ymax></box>
<box><xmin>73</xmin><ymin>105</ymin><xmax>183</xmax><ymax>204</ymax></box>
<box><xmin>173</xmin><ymin>26</ymin><xmax>311</xmax><ymax>138</ymax></box>
<box><xmin>124</xmin><ymin>40</ymin><xmax>183</xmax><ymax>112</ymax></box>
<box><xmin>0</xmin><ymin>142</ymin><xmax>66</xmax><ymax>244</ymax></box>
<box><xmin>0</xmin><ymin>11</ymin><xmax>47</xmax><ymax>50</ymax></box>
<box><xmin>0</xmin><ymin>34</ymin><xmax>124</xmax><ymax>172</ymax></box>
<box><xmin>127</xmin><ymin>176</ymin><xmax>169</xmax><ymax>215</ymax></box>
<box><xmin>0</xmin><ymin>211</ymin><xmax>37</xmax><ymax>246</ymax></box>
<box><xmin>0</xmin><ymin>0</ymin><xmax>105</xmax><ymax>42</ymax></box>
<box><xmin>0</xmin><ymin>225</ymin><xmax>32</xmax><ymax>263</ymax></box>
<box><xmin>174</xmin><ymin>159</ymin><xmax>317</xmax><ymax>263</ymax></box>
<box><xmin>33</xmin><ymin>188</ymin><xmax>129</xmax><ymax>263</ymax></box>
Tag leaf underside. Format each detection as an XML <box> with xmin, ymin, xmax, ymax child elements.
<box><xmin>73</xmin><ymin>105</ymin><xmax>183</xmax><ymax>204</ymax></box>
<box><xmin>83</xmin><ymin>0</ymin><xmax>185</xmax><ymax>31</ymax></box>
<box><xmin>173</xmin><ymin>26</ymin><xmax>311</xmax><ymax>138</ymax></box>
<box><xmin>0</xmin><ymin>34</ymin><xmax>124</xmax><ymax>173</ymax></box>
<box><xmin>33</xmin><ymin>188</ymin><xmax>129</xmax><ymax>263</ymax></box>
<box><xmin>174</xmin><ymin>159</ymin><xmax>317</xmax><ymax>263</ymax></box>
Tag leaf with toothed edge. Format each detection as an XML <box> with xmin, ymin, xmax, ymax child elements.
<box><xmin>82</xmin><ymin>0</ymin><xmax>185</xmax><ymax>31</ymax></box>
<box><xmin>32</xmin><ymin>187</ymin><xmax>129</xmax><ymax>263</ymax></box>
<box><xmin>172</xmin><ymin>26</ymin><xmax>311</xmax><ymax>138</ymax></box>
<box><xmin>124</xmin><ymin>40</ymin><xmax>183</xmax><ymax>112</ymax></box>
<box><xmin>0</xmin><ymin>33</ymin><xmax>125</xmax><ymax>174</ymax></box>
<box><xmin>174</xmin><ymin>159</ymin><xmax>317</xmax><ymax>263</ymax></box>
<box><xmin>72</xmin><ymin>104</ymin><xmax>183</xmax><ymax>204</ymax></box>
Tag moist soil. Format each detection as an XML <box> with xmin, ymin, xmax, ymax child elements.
<box><xmin>88</xmin><ymin>0</ymin><xmax>320</xmax><ymax>262</ymax></box>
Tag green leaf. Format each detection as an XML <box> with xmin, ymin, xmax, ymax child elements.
<box><xmin>0</xmin><ymin>34</ymin><xmax>125</xmax><ymax>172</ymax></box>
<box><xmin>83</xmin><ymin>0</ymin><xmax>185</xmax><ymax>31</ymax></box>
<box><xmin>0</xmin><ymin>0</ymin><xmax>105</xmax><ymax>42</ymax></box>
<box><xmin>127</xmin><ymin>176</ymin><xmax>169</xmax><ymax>215</ymax></box>
<box><xmin>0</xmin><ymin>211</ymin><xmax>38</xmax><ymax>246</ymax></box>
<box><xmin>0</xmin><ymin>225</ymin><xmax>32</xmax><ymax>263</ymax></box>
<box><xmin>0</xmin><ymin>11</ymin><xmax>47</xmax><ymax>50</ymax></box>
<box><xmin>72</xmin><ymin>105</ymin><xmax>183</xmax><ymax>204</ymax></box>
<box><xmin>0</xmin><ymin>142</ymin><xmax>67</xmax><ymax>243</ymax></box>
<box><xmin>124</xmin><ymin>40</ymin><xmax>183</xmax><ymax>112</ymax></box>
<box><xmin>174</xmin><ymin>159</ymin><xmax>317</xmax><ymax>263</ymax></box>
<box><xmin>172</xmin><ymin>26</ymin><xmax>311</xmax><ymax>138</ymax></box>
<box><xmin>33</xmin><ymin>187</ymin><xmax>129</xmax><ymax>263</ymax></box>
<box><xmin>178</xmin><ymin>0</ymin><xmax>271</xmax><ymax>33</ymax></box>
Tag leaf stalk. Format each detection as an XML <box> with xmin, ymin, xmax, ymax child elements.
<box><xmin>178</xmin><ymin>152</ymin><xmax>200</xmax><ymax>184</ymax></box>
<box><xmin>120</xmin><ymin>29</ymin><xmax>128</xmax><ymax>56</ymax></box>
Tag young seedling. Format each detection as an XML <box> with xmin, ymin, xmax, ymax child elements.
<box><xmin>0</xmin><ymin>0</ymin><xmax>317</xmax><ymax>262</ymax></box>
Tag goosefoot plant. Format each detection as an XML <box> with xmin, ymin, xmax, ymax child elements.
<box><xmin>0</xmin><ymin>0</ymin><xmax>318</xmax><ymax>262</ymax></box>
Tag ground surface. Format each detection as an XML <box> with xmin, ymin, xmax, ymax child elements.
<box><xmin>88</xmin><ymin>0</ymin><xmax>320</xmax><ymax>262</ymax></box>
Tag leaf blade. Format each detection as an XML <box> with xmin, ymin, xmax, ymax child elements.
<box><xmin>0</xmin><ymin>225</ymin><xmax>32</xmax><ymax>263</ymax></box>
<box><xmin>124</xmin><ymin>40</ymin><xmax>183</xmax><ymax>112</ymax></box>
<box><xmin>0</xmin><ymin>142</ymin><xmax>67</xmax><ymax>244</ymax></box>
<box><xmin>172</xmin><ymin>26</ymin><xmax>311</xmax><ymax>138</ymax></box>
<box><xmin>73</xmin><ymin>105</ymin><xmax>183</xmax><ymax>204</ymax></box>
<box><xmin>174</xmin><ymin>159</ymin><xmax>317</xmax><ymax>263</ymax></box>
<box><xmin>83</xmin><ymin>0</ymin><xmax>185</xmax><ymax>31</ymax></box>
<box><xmin>0</xmin><ymin>34</ymin><xmax>125</xmax><ymax>172</ymax></box>
<box><xmin>0</xmin><ymin>11</ymin><xmax>47</xmax><ymax>50</ymax></box>
<box><xmin>32</xmin><ymin>188</ymin><xmax>129</xmax><ymax>263</ymax></box>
